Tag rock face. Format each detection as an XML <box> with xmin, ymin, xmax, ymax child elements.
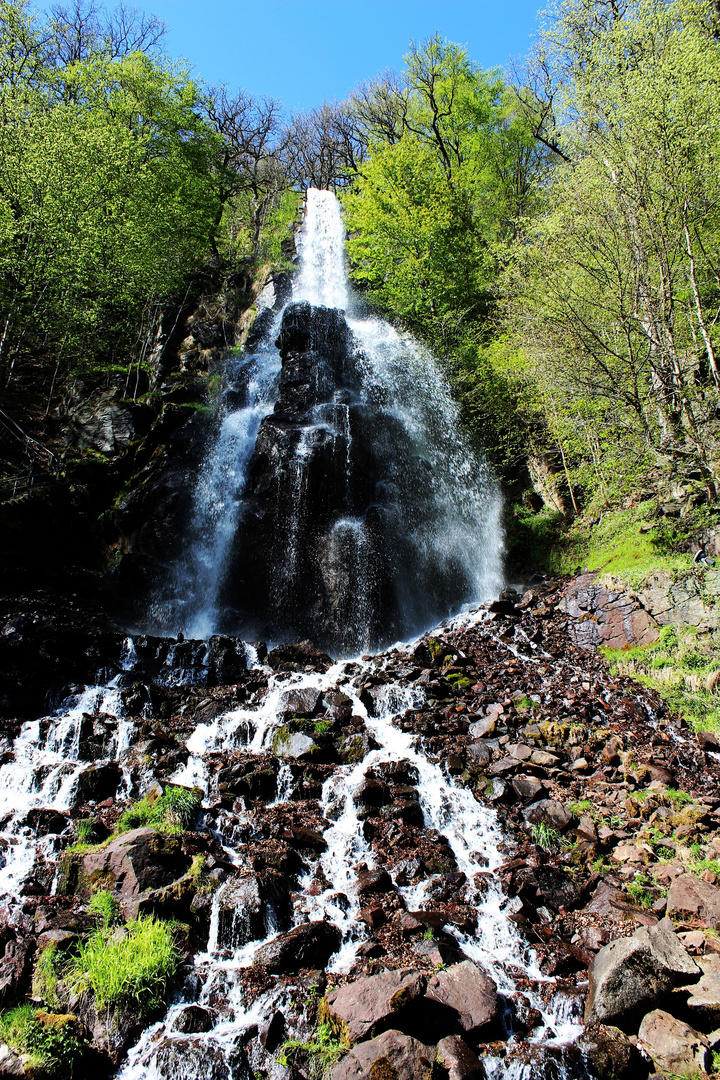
<box><xmin>585</xmin><ymin>919</ymin><xmax>701</xmax><ymax>1026</ymax></box>
<box><xmin>329</xmin><ymin>1029</ymin><xmax>435</xmax><ymax>1080</ymax></box>
<box><xmin>562</xmin><ymin>569</ymin><xmax>720</xmax><ymax>649</ymax></box>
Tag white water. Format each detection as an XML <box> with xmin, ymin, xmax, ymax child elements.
<box><xmin>118</xmin><ymin>642</ymin><xmax>582</xmax><ymax>1080</ymax></box>
<box><xmin>0</xmin><ymin>679</ymin><xmax>132</xmax><ymax>918</ymax></box>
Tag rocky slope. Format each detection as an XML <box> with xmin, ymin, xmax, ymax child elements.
<box><xmin>1</xmin><ymin>579</ymin><xmax>720</xmax><ymax>1078</ymax></box>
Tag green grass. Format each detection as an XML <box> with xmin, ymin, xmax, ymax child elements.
<box><xmin>530</xmin><ymin>822</ymin><xmax>569</xmax><ymax>851</ymax></box>
<box><xmin>67</xmin><ymin>915</ymin><xmax>180</xmax><ymax>1016</ymax></box>
<box><xmin>278</xmin><ymin>1018</ymin><xmax>350</xmax><ymax>1080</ymax></box>
<box><xmin>115</xmin><ymin>785</ymin><xmax>201</xmax><ymax>836</ymax></box>
<box><xmin>88</xmin><ymin>889</ymin><xmax>121</xmax><ymax>927</ymax></box>
<box><xmin>0</xmin><ymin>1004</ymin><xmax>87</xmax><ymax>1077</ymax></box>
<box><xmin>603</xmin><ymin>626</ymin><xmax>720</xmax><ymax>734</ymax></box>
<box><xmin>550</xmin><ymin>501</ymin><xmax>694</xmax><ymax>585</ymax></box>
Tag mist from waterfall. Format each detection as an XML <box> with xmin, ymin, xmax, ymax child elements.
<box><xmin>153</xmin><ymin>188</ymin><xmax>503</xmax><ymax>651</ymax></box>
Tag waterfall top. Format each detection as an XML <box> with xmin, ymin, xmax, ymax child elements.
<box><xmin>293</xmin><ymin>188</ymin><xmax>349</xmax><ymax>311</ymax></box>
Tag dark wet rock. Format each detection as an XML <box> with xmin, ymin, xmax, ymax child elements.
<box><xmin>585</xmin><ymin>918</ymin><xmax>701</xmax><ymax>1027</ymax></box>
<box><xmin>436</xmin><ymin>1036</ymin><xmax>484</xmax><ymax>1080</ymax></box>
<box><xmin>466</xmin><ymin>742</ymin><xmax>491</xmax><ymax>766</ymax></box>
<box><xmin>523</xmin><ymin>800</ymin><xmax>572</xmax><ymax>831</ymax></box>
<box><xmin>23</xmin><ymin>808</ymin><xmax>70</xmax><ymax>836</ymax></box>
<box><xmin>329</xmin><ymin>1029</ymin><xmax>435</xmax><ymax>1080</ymax></box>
<box><xmin>152</xmin><ymin>1034</ymin><xmax>241</xmax><ymax>1079</ymax></box>
<box><xmin>580</xmin><ymin>1023</ymin><xmax>649</xmax><ymax>1080</ymax></box>
<box><xmin>638</xmin><ymin>1009</ymin><xmax>710</xmax><ymax>1077</ymax></box>
<box><xmin>79</xmin><ymin>827</ymin><xmax>190</xmax><ymax>911</ymax></box>
<box><xmin>0</xmin><ymin>935</ymin><xmax>33</xmax><ymax>1006</ymax></box>
<box><xmin>214</xmin><ymin>872</ymin><xmax>291</xmax><ymax>950</ymax></box>
<box><xmin>425</xmin><ymin>960</ymin><xmax>498</xmax><ymax>1037</ymax></box>
<box><xmin>278</xmin><ymin>687</ymin><xmax>323</xmax><ymax>716</ymax></box>
<box><xmin>356</xmin><ymin>869</ymin><xmax>393</xmax><ymax>896</ymax></box>
<box><xmin>253</xmin><ymin>920</ymin><xmax>341</xmax><ymax>973</ymax></box>
<box><xmin>267</xmin><ymin>640</ymin><xmax>334</xmax><ymax>672</ymax></box>
<box><xmin>171</xmin><ymin>1005</ymin><xmax>217</xmax><ymax>1034</ymax></box>
<box><xmin>512</xmin><ymin>776</ymin><xmax>546</xmax><ymax>802</ymax></box>
<box><xmin>325</xmin><ymin>968</ymin><xmax>426</xmax><ymax>1041</ymax></box>
<box><xmin>75</xmin><ymin>761</ymin><xmax>122</xmax><ymax>802</ymax></box>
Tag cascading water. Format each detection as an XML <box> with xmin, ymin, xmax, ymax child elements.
<box><xmin>151</xmin><ymin>188</ymin><xmax>502</xmax><ymax>652</ymax></box>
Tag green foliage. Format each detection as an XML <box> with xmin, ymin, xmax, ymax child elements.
<box><xmin>507</xmin><ymin>0</ymin><xmax>720</xmax><ymax>497</ymax></box>
<box><xmin>0</xmin><ymin>1004</ymin><xmax>87</xmax><ymax>1077</ymax></box>
<box><xmin>88</xmin><ymin>888</ymin><xmax>121</xmax><ymax>927</ymax></box>
<box><xmin>188</xmin><ymin>853</ymin><xmax>218</xmax><ymax>895</ymax></box>
<box><xmin>75</xmin><ymin>818</ymin><xmax>96</xmax><ymax>844</ymax></box>
<box><xmin>67</xmin><ymin>915</ymin><xmax>180</xmax><ymax>1016</ymax></box>
<box><xmin>31</xmin><ymin>945</ymin><xmax>62</xmax><ymax>1011</ymax></box>
<box><xmin>692</xmin><ymin>859</ymin><xmax>720</xmax><ymax>877</ymax></box>
<box><xmin>529</xmin><ymin>822</ymin><xmax>568</xmax><ymax>851</ymax></box>
<box><xmin>278</xmin><ymin>1017</ymin><xmax>350</xmax><ymax>1080</ymax></box>
<box><xmin>115</xmin><ymin>785</ymin><xmax>201</xmax><ymax>835</ymax></box>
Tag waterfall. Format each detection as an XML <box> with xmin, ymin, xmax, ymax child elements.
<box><xmin>153</xmin><ymin>187</ymin><xmax>503</xmax><ymax>653</ymax></box>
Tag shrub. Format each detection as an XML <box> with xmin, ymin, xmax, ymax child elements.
<box><xmin>67</xmin><ymin>915</ymin><xmax>180</xmax><ymax>1016</ymax></box>
<box><xmin>0</xmin><ymin>1004</ymin><xmax>87</xmax><ymax>1077</ymax></box>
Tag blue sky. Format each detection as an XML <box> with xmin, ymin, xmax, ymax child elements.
<box><xmin>36</xmin><ymin>1</ymin><xmax>545</xmax><ymax>112</ymax></box>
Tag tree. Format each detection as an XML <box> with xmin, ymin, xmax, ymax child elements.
<box><xmin>342</xmin><ymin>37</ymin><xmax>545</xmax><ymax>349</ymax></box>
<box><xmin>508</xmin><ymin>0</ymin><xmax>720</xmax><ymax>495</ymax></box>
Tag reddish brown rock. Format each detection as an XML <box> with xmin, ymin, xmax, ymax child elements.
<box><xmin>436</xmin><ymin>1036</ymin><xmax>484</xmax><ymax>1080</ymax></box>
<box><xmin>667</xmin><ymin>874</ymin><xmax>720</xmax><ymax>928</ymax></box>
<box><xmin>329</xmin><ymin>1029</ymin><xmax>435</xmax><ymax>1080</ymax></box>
<box><xmin>81</xmin><ymin>828</ymin><xmax>190</xmax><ymax>911</ymax></box>
<box><xmin>324</xmin><ymin>969</ymin><xmax>426</xmax><ymax>1041</ymax></box>
<box><xmin>425</xmin><ymin>960</ymin><xmax>498</xmax><ymax>1036</ymax></box>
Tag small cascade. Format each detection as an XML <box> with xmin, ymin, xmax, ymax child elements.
<box><xmin>115</xmin><ymin>622</ymin><xmax>585</xmax><ymax>1080</ymax></box>
<box><xmin>0</xmin><ymin>680</ymin><xmax>131</xmax><ymax>913</ymax></box>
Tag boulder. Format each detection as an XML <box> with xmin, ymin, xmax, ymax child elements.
<box><xmin>267</xmin><ymin>640</ymin><xmax>334</xmax><ymax>672</ymax></box>
<box><xmin>278</xmin><ymin>687</ymin><xmax>323</xmax><ymax>716</ymax></box>
<box><xmin>585</xmin><ymin>918</ymin><xmax>701</xmax><ymax>1026</ymax></box>
<box><xmin>577</xmin><ymin>1024</ymin><xmax>648</xmax><ymax>1080</ymax></box>
<box><xmin>356</xmin><ymin>869</ymin><xmax>393</xmax><ymax>896</ymax></box>
<box><xmin>75</xmin><ymin>762</ymin><xmax>122</xmax><ymax>802</ymax></box>
<box><xmin>523</xmin><ymin>800</ymin><xmax>572</xmax><ymax>831</ymax></box>
<box><xmin>325</xmin><ymin>968</ymin><xmax>426</xmax><ymax>1041</ymax></box>
<box><xmin>329</xmin><ymin>1029</ymin><xmax>435</xmax><ymax>1080</ymax></box>
<box><xmin>435</xmin><ymin>1036</ymin><xmax>484</xmax><ymax>1080</ymax></box>
<box><xmin>667</xmin><ymin>873</ymin><xmax>720</xmax><ymax>928</ymax></box>
<box><xmin>679</xmin><ymin>954</ymin><xmax>720</xmax><ymax>1028</ymax></box>
<box><xmin>81</xmin><ymin>828</ymin><xmax>190</xmax><ymax>910</ymax></box>
<box><xmin>253</xmin><ymin>920</ymin><xmax>341</xmax><ymax>973</ymax></box>
<box><xmin>274</xmin><ymin>731</ymin><xmax>318</xmax><ymax>759</ymax></box>
<box><xmin>512</xmin><ymin>776</ymin><xmax>545</xmax><ymax>802</ymax></box>
<box><xmin>638</xmin><ymin>1009</ymin><xmax>710</xmax><ymax>1078</ymax></box>
<box><xmin>425</xmin><ymin>960</ymin><xmax>498</xmax><ymax>1037</ymax></box>
<box><xmin>171</xmin><ymin>1005</ymin><xmax>216</xmax><ymax>1034</ymax></box>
